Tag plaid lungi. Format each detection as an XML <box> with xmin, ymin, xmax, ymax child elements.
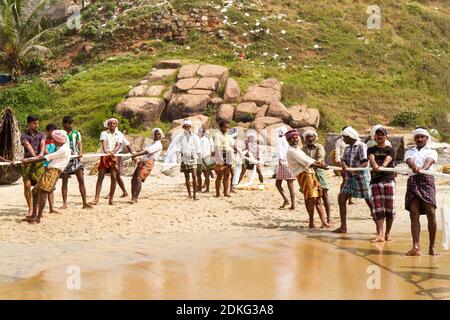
<box><xmin>297</xmin><ymin>172</ymin><xmax>323</xmax><ymax>200</ymax></box>
<box><xmin>405</xmin><ymin>174</ymin><xmax>436</xmax><ymax>215</ymax></box>
<box><xmin>35</xmin><ymin>168</ymin><xmax>61</xmax><ymax>193</ymax></box>
<box><xmin>136</xmin><ymin>160</ymin><xmax>154</xmax><ymax>182</ymax></box>
<box><xmin>341</xmin><ymin>170</ymin><xmax>371</xmax><ymax>199</ymax></box>
<box><xmin>63</xmin><ymin>157</ymin><xmax>84</xmax><ymax>175</ymax></box>
<box><xmin>98</xmin><ymin>155</ymin><xmax>118</xmax><ymax>173</ymax></box>
<box><xmin>370</xmin><ymin>182</ymin><xmax>395</xmax><ymax>220</ymax></box>
<box><xmin>21</xmin><ymin>162</ymin><xmax>45</xmax><ymax>186</ymax></box>
<box><xmin>276</xmin><ymin>164</ymin><xmax>294</xmax><ymax>180</ymax></box>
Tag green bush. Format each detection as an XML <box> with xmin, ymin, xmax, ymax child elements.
<box><xmin>391</xmin><ymin>109</ymin><xmax>421</xmax><ymax>128</ymax></box>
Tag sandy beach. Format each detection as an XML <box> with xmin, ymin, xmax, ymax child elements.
<box><xmin>1</xmin><ymin>164</ymin><xmax>450</xmax><ymax>299</ymax></box>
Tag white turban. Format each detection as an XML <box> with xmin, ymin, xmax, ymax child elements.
<box><xmin>412</xmin><ymin>128</ymin><xmax>430</xmax><ymax>138</ymax></box>
<box><xmin>182</xmin><ymin>119</ymin><xmax>192</xmax><ymax>127</ymax></box>
<box><xmin>152</xmin><ymin>127</ymin><xmax>164</xmax><ymax>139</ymax></box>
<box><xmin>246</xmin><ymin>129</ymin><xmax>257</xmax><ymax>138</ymax></box>
<box><xmin>103</xmin><ymin>117</ymin><xmax>119</xmax><ymax>128</ymax></box>
<box><xmin>302</xmin><ymin>130</ymin><xmax>318</xmax><ymax>139</ymax></box>
<box><xmin>342</xmin><ymin>126</ymin><xmax>360</xmax><ymax>140</ymax></box>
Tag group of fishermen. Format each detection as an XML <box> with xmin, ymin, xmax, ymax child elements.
<box><xmin>0</xmin><ymin>115</ymin><xmax>441</xmax><ymax>256</ymax></box>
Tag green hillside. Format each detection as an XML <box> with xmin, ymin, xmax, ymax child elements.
<box><xmin>0</xmin><ymin>0</ymin><xmax>449</xmax><ymax>149</ymax></box>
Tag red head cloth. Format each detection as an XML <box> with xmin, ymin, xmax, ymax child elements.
<box><xmin>52</xmin><ymin>130</ymin><xmax>67</xmax><ymax>144</ymax></box>
<box><xmin>284</xmin><ymin>130</ymin><xmax>299</xmax><ymax>141</ymax></box>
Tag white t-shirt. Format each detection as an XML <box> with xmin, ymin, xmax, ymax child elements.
<box><xmin>286</xmin><ymin>146</ymin><xmax>315</xmax><ymax>176</ymax></box>
<box><xmin>404</xmin><ymin>145</ymin><xmax>438</xmax><ymax>175</ymax></box>
<box><xmin>335</xmin><ymin>137</ymin><xmax>347</xmax><ymax>163</ymax></box>
<box><xmin>212</xmin><ymin>131</ymin><xmax>235</xmax><ymax>164</ymax></box>
<box><xmin>143</xmin><ymin>141</ymin><xmax>163</xmax><ymax>161</ymax></box>
<box><xmin>100</xmin><ymin>130</ymin><xmax>121</xmax><ymax>152</ymax></box>
<box><xmin>199</xmin><ymin>136</ymin><xmax>212</xmax><ymax>159</ymax></box>
<box><xmin>116</xmin><ymin>131</ymin><xmax>130</xmax><ymax>153</ymax></box>
<box><xmin>44</xmin><ymin>143</ymin><xmax>71</xmax><ymax>172</ymax></box>
<box><xmin>171</xmin><ymin>132</ymin><xmax>202</xmax><ymax>164</ymax></box>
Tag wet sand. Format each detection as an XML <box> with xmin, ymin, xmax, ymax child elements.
<box><xmin>1</xmin><ymin>168</ymin><xmax>449</xmax><ymax>299</ymax></box>
<box><xmin>1</xmin><ymin>230</ymin><xmax>449</xmax><ymax>300</ymax></box>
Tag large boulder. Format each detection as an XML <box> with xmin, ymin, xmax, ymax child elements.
<box><xmin>174</xmin><ymin>78</ymin><xmax>199</xmax><ymax>92</ymax></box>
<box><xmin>256</xmin><ymin>105</ymin><xmax>269</xmax><ymax>118</ymax></box>
<box><xmin>146</xmin><ymin>68</ymin><xmax>178</xmax><ymax>82</ymax></box>
<box><xmin>187</xmin><ymin>89</ymin><xmax>215</xmax><ymax>97</ymax></box>
<box><xmin>127</xmin><ymin>85</ymin><xmax>165</xmax><ymax>97</ymax></box>
<box><xmin>178</xmin><ymin>64</ymin><xmax>200</xmax><ymax>79</ymax></box>
<box><xmin>155</xmin><ymin>59</ymin><xmax>182</xmax><ymax>69</ymax></box>
<box><xmin>266</xmin><ymin>101</ymin><xmax>292</xmax><ymax>123</ymax></box>
<box><xmin>116</xmin><ymin>97</ymin><xmax>166</xmax><ymax>129</ymax></box>
<box><xmin>234</xmin><ymin>102</ymin><xmax>259</xmax><ymax>122</ymax></box>
<box><xmin>196</xmin><ymin>64</ymin><xmax>229</xmax><ymax>87</ymax></box>
<box><xmin>260</xmin><ymin>78</ymin><xmax>282</xmax><ymax>91</ymax></box>
<box><xmin>289</xmin><ymin>105</ymin><xmax>320</xmax><ymax>128</ymax></box>
<box><xmin>252</xmin><ymin>117</ymin><xmax>283</xmax><ymax>131</ymax></box>
<box><xmin>216</xmin><ymin>104</ymin><xmax>235</xmax><ymax>123</ymax></box>
<box><xmin>194</xmin><ymin>77</ymin><xmax>219</xmax><ymax>91</ymax></box>
<box><xmin>166</xmin><ymin>93</ymin><xmax>210</xmax><ymax>120</ymax></box>
<box><xmin>241</xmin><ymin>85</ymin><xmax>281</xmax><ymax>107</ymax></box>
<box><xmin>223</xmin><ymin>78</ymin><xmax>240</xmax><ymax>103</ymax></box>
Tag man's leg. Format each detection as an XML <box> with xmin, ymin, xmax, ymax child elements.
<box><xmin>372</xmin><ymin>218</ymin><xmax>385</xmax><ymax>243</ymax></box>
<box><xmin>108</xmin><ymin>169</ymin><xmax>118</xmax><ymax>205</ymax></box>
<box><xmin>215</xmin><ymin>171</ymin><xmax>223</xmax><ymax>197</ymax></box>
<box><xmin>405</xmin><ymin>198</ymin><xmax>422</xmax><ymax>256</ymax></box>
<box><xmin>239</xmin><ymin>166</ymin><xmax>247</xmax><ymax>183</ymax></box>
<box><xmin>192</xmin><ymin>169</ymin><xmax>198</xmax><ymax>200</ymax></box>
<box><xmin>305</xmin><ymin>198</ymin><xmax>316</xmax><ymax>229</ymax></box>
<box><xmin>425</xmin><ymin>204</ymin><xmax>439</xmax><ymax>256</ymax></box>
<box><xmin>287</xmin><ymin>180</ymin><xmax>295</xmax><ymax>210</ymax></box>
<box><xmin>31</xmin><ymin>190</ymin><xmax>48</xmax><ymax>224</ymax></box>
<box><xmin>322</xmin><ymin>190</ymin><xmax>331</xmax><ymax>223</ymax></box>
<box><xmin>184</xmin><ymin>171</ymin><xmax>192</xmax><ymax>199</ymax></box>
<box><xmin>256</xmin><ymin>165</ymin><xmax>263</xmax><ymax>183</ymax></box>
<box><xmin>334</xmin><ymin>193</ymin><xmax>350</xmax><ymax>233</ymax></box>
<box><xmin>385</xmin><ymin>219</ymin><xmax>394</xmax><ymax>241</ymax></box>
<box><xmin>204</xmin><ymin>170</ymin><xmax>210</xmax><ymax>193</ymax></box>
<box><xmin>48</xmin><ymin>191</ymin><xmax>58</xmax><ymax>214</ymax></box>
<box><xmin>196</xmin><ymin>168</ymin><xmax>203</xmax><ymax>192</ymax></box>
<box><xmin>275</xmin><ymin>180</ymin><xmax>289</xmax><ymax>208</ymax></box>
<box><xmin>223</xmin><ymin>168</ymin><xmax>231</xmax><ymax>197</ymax></box>
<box><xmin>23</xmin><ymin>180</ymin><xmax>33</xmax><ymax>216</ymax></box>
<box><xmin>314</xmin><ymin>197</ymin><xmax>330</xmax><ymax>228</ymax></box>
<box><xmin>91</xmin><ymin>169</ymin><xmax>105</xmax><ymax>205</ymax></box>
<box><xmin>116</xmin><ymin>173</ymin><xmax>128</xmax><ymax>198</ymax></box>
<box><xmin>75</xmin><ymin>169</ymin><xmax>91</xmax><ymax>208</ymax></box>
<box><xmin>130</xmin><ymin>166</ymin><xmax>140</xmax><ymax>203</ymax></box>
<box><xmin>60</xmin><ymin>174</ymin><xmax>69</xmax><ymax>209</ymax></box>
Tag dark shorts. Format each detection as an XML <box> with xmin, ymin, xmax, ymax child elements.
<box><xmin>181</xmin><ymin>162</ymin><xmax>196</xmax><ymax>173</ymax></box>
<box><xmin>63</xmin><ymin>158</ymin><xmax>84</xmax><ymax>175</ymax></box>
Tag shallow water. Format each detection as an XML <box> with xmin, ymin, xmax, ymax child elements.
<box><xmin>1</xmin><ymin>230</ymin><xmax>449</xmax><ymax>299</ymax></box>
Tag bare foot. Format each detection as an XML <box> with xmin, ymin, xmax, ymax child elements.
<box><xmin>321</xmin><ymin>222</ymin><xmax>330</xmax><ymax>228</ymax></box>
<box><xmin>327</xmin><ymin>219</ymin><xmax>333</xmax><ymax>225</ymax></box>
<box><xmin>403</xmin><ymin>248</ymin><xmax>422</xmax><ymax>256</ymax></box>
<box><xmin>203</xmin><ymin>189</ymin><xmax>210</xmax><ymax>193</ymax></box>
<box><xmin>59</xmin><ymin>204</ymin><xmax>68</xmax><ymax>210</ymax></box>
<box><xmin>230</xmin><ymin>189</ymin><xmax>237</xmax><ymax>193</ymax></box>
<box><xmin>49</xmin><ymin>209</ymin><xmax>61</xmax><ymax>214</ymax></box>
<box><xmin>371</xmin><ymin>235</ymin><xmax>385</xmax><ymax>243</ymax></box>
<box><xmin>289</xmin><ymin>206</ymin><xmax>295</xmax><ymax>210</ymax></box>
<box><xmin>349</xmin><ymin>200</ymin><xmax>356</xmax><ymax>205</ymax></box>
<box><xmin>104</xmin><ymin>194</ymin><xmax>110</xmax><ymax>199</ymax></box>
<box><xmin>22</xmin><ymin>215</ymin><xmax>35</xmax><ymax>222</ymax></box>
<box><xmin>214</xmin><ymin>194</ymin><xmax>220</xmax><ymax>198</ymax></box>
<box><xmin>108</xmin><ymin>200</ymin><xmax>114</xmax><ymax>205</ymax></box>
<box><xmin>429</xmin><ymin>247</ymin><xmax>440</xmax><ymax>256</ymax></box>
<box><xmin>309</xmin><ymin>222</ymin><xmax>316</xmax><ymax>229</ymax></box>
<box><xmin>385</xmin><ymin>234</ymin><xmax>393</xmax><ymax>242</ymax></box>
<box><xmin>129</xmin><ymin>200</ymin><xmax>137</xmax><ymax>204</ymax></box>
<box><xmin>90</xmin><ymin>199</ymin><xmax>99</xmax><ymax>206</ymax></box>
<box><xmin>333</xmin><ymin>227</ymin><xmax>347</xmax><ymax>233</ymax></box>
<box><xmin>120</xmin><ymin>193</ymin><xmax>128</xmax><ymax>198</ymax></box>
<box><xmin>224</xmin><ymin>194</ymin><xmax>231</xmax><ymax>198</ymax></box>
<box><xmin>279</xmin><ymin>201</ymin><xmax>289</xmax><ymax>209</ymax></box>
<box><xmin>82</xmin><ymin>203</ymin><xmax>93</xmax><ymax>209</ymax></box>
<box><xmin>193</xmin><ymin>197</ymin><xmax>199</xmax><ymax>201</ymax></box>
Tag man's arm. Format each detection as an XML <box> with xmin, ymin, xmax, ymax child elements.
<box><xmin>38</xmin><ymin>138</ymin><xmax>45</xmax><ymax>157</ymax></box>
<box><xmin>77</xmin><ymin>134</ymin><xmax>83</xmax><ymax>157</ymax></box>
<box><xmin>23</xmin><ymin>141</ymin><xmax>37</xmax><ymax>157</ymax></box>
<box><xmin>22</xmin><ymin>155</ymin><xmax>45</xmax><ymax>164</ymax></box>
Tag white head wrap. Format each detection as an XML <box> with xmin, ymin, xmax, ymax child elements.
<box><xmin>342</xmin><ymin>126</ymin><xmax>360</xmax><ymax>140</ymax></box>
<box><xmin>412</xmin><ymin>128</ymin><xmax>431</xmax><ymax>146</ymax></box>
<box><xmin>302</xmin><ymin>129</ymin><xmax>318</xmax><ymax>140</ymax></box>
<box><xmin>277</xmin><ymin>126</ymin><xmax>288</xmax><ymax>137</ymax></box>
<box><xmin>182</xmin><ymin>119</ymin><xmax>193</xmax><ymax>127</ymax></box>
<box><xmin>246</xmin><ymin>129</ymin><xmax>257</xmax><ymax>138</ymax></box>
<box><xmin>152</xmin><ymin>127</ymin><xmax>164</xmax><ymax>139</ymax></box>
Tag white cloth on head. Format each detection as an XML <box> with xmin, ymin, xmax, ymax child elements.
<box><xmin>342</xmin><ymin>126</ymin><xmax>360</xmax><ymax>140</ymax></box>
<box><xmin>302</xmin><ymin>130</ymin><xmax>318</xmax><ymax>140</ymax></box>
<box><xmin>246</xmin><ymin>130</ymin><xmax>257</xmax><ymax>138</ymax></box>
<box><xmin>44</xmin><ymin>143</ymin><xmax>71</xmax><ymax>172</ymax></box>
<box><xmin>412</xmin><ymin>128</ymin><xmax>430</xmax><ymax>138</ymax></box>
<box><xmin>182</xmin><ymin>119</ymin><xmax>193</xmax><ymax>127</ymax></box>
<box><xmin>404</xmin><ymin>145</ymin><xmax>438</xmax><ymax>176</ymax></box>
<box><xmin>152</xmin><ymin>128</ymin><xmax>165</xmax><ymax>139</ymax></box>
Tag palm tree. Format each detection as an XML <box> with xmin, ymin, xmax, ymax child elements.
<box><xmin>0</xmin><ymin>0</ymin><xmax>50</xmax><ymax>79</ymax></box>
